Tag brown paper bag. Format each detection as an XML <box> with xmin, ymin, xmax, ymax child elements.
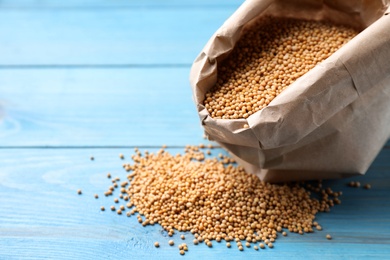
<box><xmin>190</xmin><ymin>0</ymin><xmax>390</xmax><ymax>182</ymax></box>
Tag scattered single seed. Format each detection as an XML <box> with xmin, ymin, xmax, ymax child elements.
<box><xmin>364</xmin><ymin>184</ymin><xmax>371</xmax><ymax>189</ymax></box>
<box><xmin>117</xmin><ymin>209</ymin><xmax>122</xmax><ymax>215</ymax></box>
<box><xmin>94</xmin><ymin>194</ymin><xmax>99</xmax><ymax>199</ymax></box>
<box><xmin>114</xmin><ymin>198</ymin><xmax>119</xmax><ymax>203</ymax></box>
<box><xmin>110</xmin><ymin>206</ymin><xmax>115</xmax><ymax>211</ymax></box>
<box><xmin>316</xmin><ymin>225</ymin><xmax>322</xmax><ymax>231</ymax></box>
<box><xmin>238</xmin><ymin>246</ymin><xmax>243</xmax><ymax>251</ymax></box>
<box><xmin>259</xmin><ymin>243</ymin><xmax>265</xmax><ymax>249</ymax></box>
<box><xmin>245</xmin><ymin>242</ymin><xmax>250</xmax><ymax>248</ymax></box>
<box><xmin>181</xmin><ymin>235</ymin><xmax>185</xmax><ymax>240</ymax></box>
<box><xmin>268</xmin><ymin>242</ymin><xmax>274</xmax><ymax>248</ymax></box>
<box><xmin>326</xmin><ymin>234</ymin><xmax>332</xmax><ymax>240</ymax></box>
<box><xmin>77</xmin><ymin>189</ymin><xmax>82</xmax><ymax>195</ymax></box>
<box><xmin>179</xmin><ymin>250</ymin><xmax>185</xmax><ymax>255</ymax></box>
<box><xmin>90</xmin><ymin>156</ymin><xmax>94</xmax><ymax>161</ymax></box>
<box><xmin>169</xmin><ymin>240</ymin><xmax>174</xmax><ymax>246</ymax></box>
<box><xmin>254</xmin><ymin>245</ymin><xmax>259</xmax><ymax>250</ymax></box>
<box><xmin>282</xmin><ymin>232</ymin><xmax>287</xmax><ymax>236</ymax></box>
<box><xmin>243</xmin><ymin>124</ymin><xmax>249</xmax><ymax>129</ymax></box>
<box><xmin>119</xmin><ymin>153</ymin><xmax>124</xmax><ymax>159</ymax></box>
<box><xmin>226</xmin><ymin>242</ymin><xmax>231</xmax><ymax>248</ymax></box>
<box><xmin>154</xmin><ymin>242</ymin><xmax>160</xmax><ymax>248</ymax></box>
<box><xmin>107</xmin><ymin>173</ymin><xmax>111</xmax><ymax>178</ymax></box>
<box><xmin>100</xmin><ymin>206</ymin><xmax>105</xmax><ymax>211</ymax></box>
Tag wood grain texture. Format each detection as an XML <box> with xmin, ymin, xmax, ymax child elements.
<box><xmin>0</xmin><ymin>0</ymin><xmax>389</xmax><ymax>259</ymax></box>
<box><xmin>0</xmin><ymin>0</ymin><xmax>244</xmax><ymax>9</ymax></box>
<box><xmin>1</xmin><ymin>148</ymin><xmax>389</xmax><ymax>259</ymax></box>
<box><xmin>0</xmin><ymin>8</ymin><xmax>236</xmax><ymax>66</ymax></box>
<box><xmin>0</xmin><ymin>68</ymin><xmax>206</xmax><ymax>147</ymax></box>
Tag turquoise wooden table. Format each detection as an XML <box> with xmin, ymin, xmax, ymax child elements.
<box><xmin>1</xmin><ymin>1</ymin><xmax>390</xmax><ymax>259</ymax></box>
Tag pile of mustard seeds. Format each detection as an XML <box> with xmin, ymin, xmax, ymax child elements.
<box><xmin>95</xmin><ymin>145</ymin><xmax>341</xmax><ymax>254</ymax></box>
<box><xmin>204</xmin><ymin>16</ymin><xmax>358</xmax><ymax>119</ymax></box>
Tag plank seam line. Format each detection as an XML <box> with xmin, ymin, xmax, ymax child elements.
<box><xmin>0</xmin><ymin>145</ymin><xmax>221</xmax><ymax>149</ymax></box>
<box><xmin>0</xmin><ymin>64</ymin><xmax>191</xmax><ymax>69</ymax></box>
<box><xmin>0</xmin><ymin>5</ymin><xmax>239</xmax><ymax>11</ymax></box>
<box><xmin>0</xmin><ymin>145</ymin><xmax>385</xmax><ymax>149</ymax></box>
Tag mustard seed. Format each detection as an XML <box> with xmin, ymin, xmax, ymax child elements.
<box><xmin>169</xmin><ymin>240</ymin><xmax>174</xmax><ymax>246</ymax></box>
<box><xmin>226</xmin><ymin>242</ymin><xmax>231</xmax><ymax>248</ymax></box>
<box><xmin>364</xmin><ymin>184</ymin><xmax>371</xmax><ymax>189</ymax></box>
<box><xmin>193</xmin><ymin>239</ymin><xmax>199</xmax><ymax>245</ymax></box>
<box><xmin>77</xmin><ymin>189</ymin><xmax>82</xmax><ymax>195</ymax></box>
<box><xmin>259</xmin><ymin>243</ymin><xmax>265</xmax><ymax>249</ymax></box>
<box><xmin>100</xmin><ymin>206</ymin><xmax>105</xmax><ymax>211</ymax></box>
<box><xmin>179</xmin><ymin>250</ymin><xmax>185</xmax><ymax>255</ymax></box>
<box><xmin>90</xmin><ymin>156</ymin><xmax>94</xmax><ymax>161</ymax></box>
<box><xmin>238</xmin><ymin>246</ymin><xmax>243</xmax><ymax>251</ymax></box>
<box><xmin>268</xmin><ymin>242</ymin><xmax>274</xmax><ymax>248</ymax></box>
<box><xmin>107</xmin><ymin>173</ymin><xmax>111</xmax><ymax>178</ymax></box>
<box><xmin>110</xmin><ymin>206</ymin><xmax>115</xmax><ymax>211</ymax></box>
<box><xmin>181</xmin><ymin>234</ymin><xmax>185</xmax><ymax>240</ymax></box>
<box><xmin>326</xmin><ymin>234</ymin><xmax>332</xmax><ymax>240</ymax></box>
<box><xmin>245</xmin><ymin>242</ymin><xmax>250</xmax><ymax>248</ymax></box>
<box><xmin>114</xmin><ymin>198</ymin><xmax>119</xmax><ymax>203</ymax></box>
<box><xmin>154</xmin><ymin>242</ymin><xmax>159</xmax><ymax>248</ymax></box>
<box><xmin>94</xmin><ymin>194</ymin><xmax>99</xmax><ymax>199</ymax></box>
<box><xmin>119</xmin><ymin>153</ymin><xmax>124</xmax><ymax>159</ymax></box>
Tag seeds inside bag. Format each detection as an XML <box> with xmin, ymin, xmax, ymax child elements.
<box><xmin>204</xmin><ymin>16</ymin><xmax>358</xmax><ymax>119</ymax></box>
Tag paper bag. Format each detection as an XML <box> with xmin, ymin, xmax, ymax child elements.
<box><xmin>190</xmin><ymin>0</ymin><xmax>390</xmax><ymax>182</ymax></box>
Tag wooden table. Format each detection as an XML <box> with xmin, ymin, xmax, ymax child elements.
<box><xmin>1</xmin><ymin>1</ymin><xmax>389</xmax><ymax>259</ymax></box>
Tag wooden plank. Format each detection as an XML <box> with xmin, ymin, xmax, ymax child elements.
<box><xmin>0</xmin><ymin>0</ymin><xmax>244</xmax><ymax>9</ymax></box>
<box><xmin>1</xmin><ymin>68</ymin><xmax>388</xmax><ymax>147</ymax></box>
<box><xmin>0</xmin><ymin>68</ymin><xmax>207</xmax><ymax>147</ymax></box>
<box><xmin>0</xmin><ymin>8</ymin><xmax>236</xmax><ymax>65</ymax></box>
<box><xmin>0</xmin><ymin>147</ymin><xmax>389</xmax><ymax>259</ymax></box>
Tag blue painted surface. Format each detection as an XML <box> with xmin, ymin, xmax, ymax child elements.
<box><xmin>0</xmin><ymin>0</ymin><xmax>389</xmax><ymax>259</ymax></box>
